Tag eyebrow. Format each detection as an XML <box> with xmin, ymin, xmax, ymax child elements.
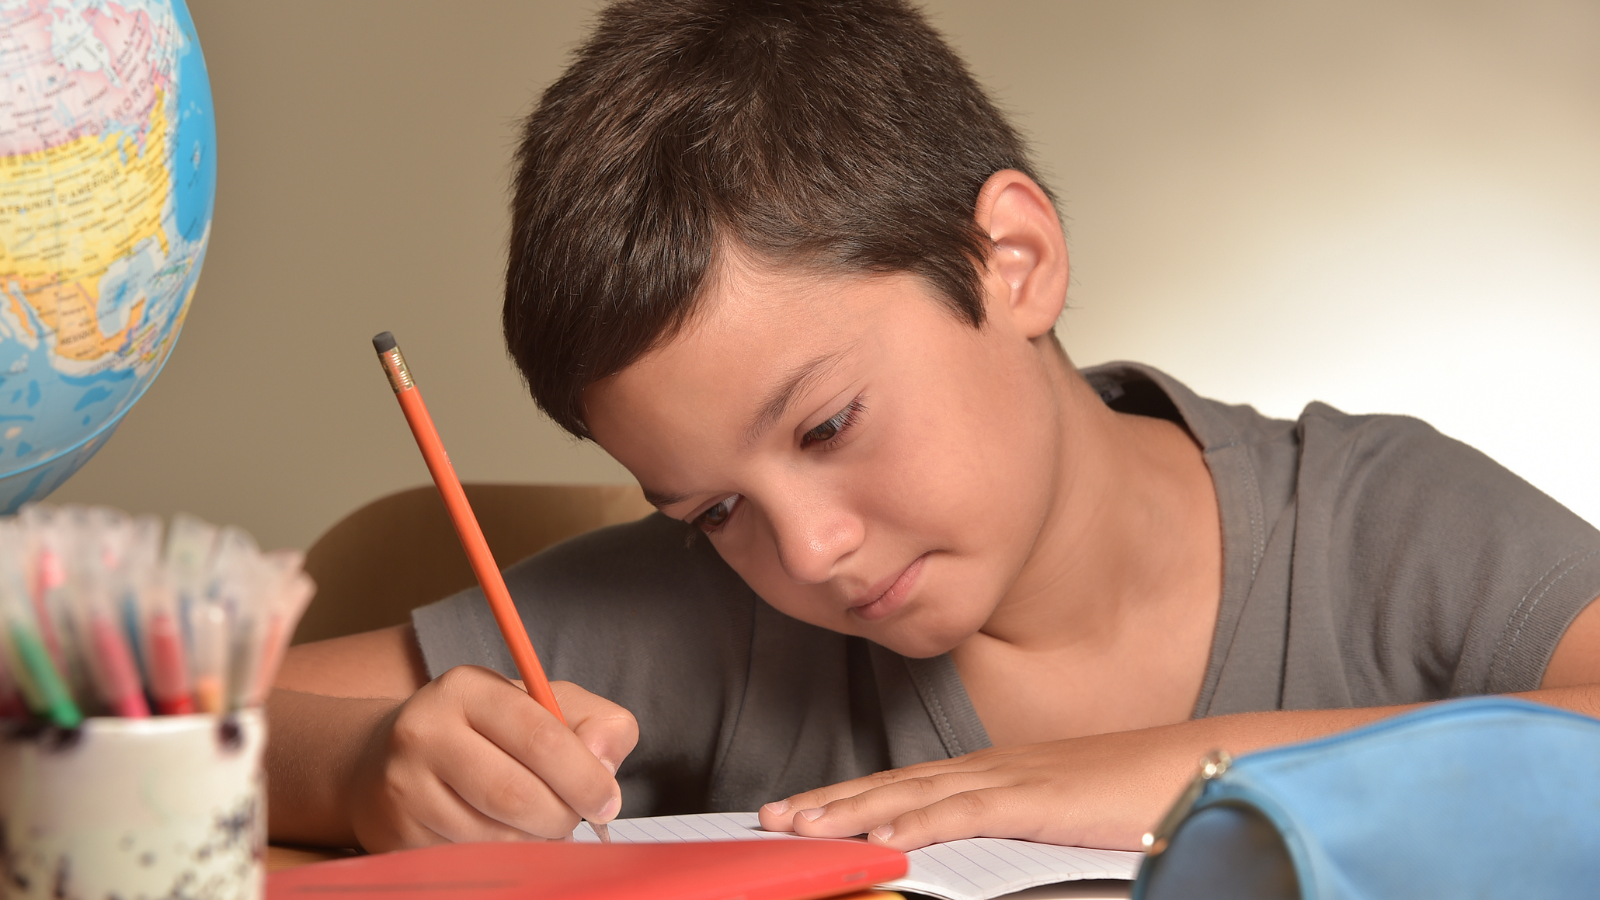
<box><xmin>744</xmin><ymin>346</ymin><xmax>852</xmax><ymax>445</ymax></box>
<box><xmin>642</xmin><ymin>344</ymin><xmax>857</xmax><ymax>512</ymax></box>
<box><xmin>640</xmin><ymin>486</ymin><xmax>692</xmax><ymax>509</ymax></box>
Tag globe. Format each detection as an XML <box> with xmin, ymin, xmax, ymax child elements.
<box><xmin>0</xmin><ymin>0</ymin><xmax>215</xmax><ymax>513</ymax></box>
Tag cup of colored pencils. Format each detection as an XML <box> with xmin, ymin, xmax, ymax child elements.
<box><xmin>0</xmin><ymin>504</ymin><xmax>314</xmax><ymax>900</ymax></box>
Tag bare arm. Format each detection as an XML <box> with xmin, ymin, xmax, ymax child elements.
<box><xmin>762</xmin><ymin>597</ymin><xmax>1600</xmax><ymax>851</ymax></box>
<box><xmin>266</xmin><ymin>625</ymin><xmax>430</xmax><ymax>846</ymax></box>
<box><xmin>267</xmin><ymin>689</ymin><xmax>402</xmax><ymax>847</ymax></box>
<box><xmin>274</xmin><ymin>623</ymin><xmax>429</xmax><ymax>700</ymax></box>
<box><xmin>265</xmin><ymin>624</ymin><xmax>637</xmax><ymax>850</ymax></box>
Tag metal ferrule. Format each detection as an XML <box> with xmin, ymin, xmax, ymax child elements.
<box><xmin>378</xmin><ymin>346</ymin><xmax>414</xmax><ymax>393</ymax></box>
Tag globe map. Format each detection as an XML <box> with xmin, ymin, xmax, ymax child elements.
<box><xmin>0</xmin><ymin>0</ymin><xmax>214</xmax><ymax>513</ymax></box>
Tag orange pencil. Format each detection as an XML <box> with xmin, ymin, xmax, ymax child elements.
<box><xmin>372</xmin><ymin>331</ymin><xmax>610</xmax><ymax>841</ymax></box>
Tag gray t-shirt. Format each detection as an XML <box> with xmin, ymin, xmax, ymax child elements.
<box><xmin>413</xmin><ymin>362</ymin><xmax>1600</xmax><ymax>816</ymax></box>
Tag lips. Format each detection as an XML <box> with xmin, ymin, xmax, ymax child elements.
<box><xmin>848</xmin><ymin>554</ymin><xmax>927</xmax><ymax>622</ymax></box>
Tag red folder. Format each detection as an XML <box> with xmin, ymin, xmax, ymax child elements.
<box><xmin>267</xmin><ymin>839</ymin><xmax>908</xmax><ymax>900</ymax></box>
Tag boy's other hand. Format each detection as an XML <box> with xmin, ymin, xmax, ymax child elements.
<box><xmin>757</xmin><ymin>705</ymin><xmax>1408</xmax><ymax>852</ymax></box>
<box><xmin>757</xmin><ymin>733</ymin><xmax>1179</xmax><ymax>853</ymax></box>
<box><xmin>347</xmin><ymin>665</ymin><xmax>637</xmax><ymax>852</ymax></box>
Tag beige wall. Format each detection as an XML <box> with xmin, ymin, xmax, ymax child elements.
<box><xmin>53</xmin><ymin>1</ymin><xmax>1600</xmax><ymax>550</ymax></box>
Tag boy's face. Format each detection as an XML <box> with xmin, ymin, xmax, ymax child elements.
<box><xmin>586</xmin><ymin>250</ymin><xmax>1071</xmax><ymax>658</ymax></box>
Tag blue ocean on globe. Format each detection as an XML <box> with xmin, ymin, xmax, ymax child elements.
<box><xmin>0</xmin><ymin>0</ymin><xmax>215</xmax><ymax>512</ymax></box>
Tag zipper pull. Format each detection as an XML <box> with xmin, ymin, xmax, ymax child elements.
<box><xmin>1141</xmin><ymin>749</ymin><xmax>1232</xmax><ymax>856</ymax></box>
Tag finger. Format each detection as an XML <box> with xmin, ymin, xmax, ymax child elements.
<box><xmin>787</xmin><ymin>772</ymin><xmax>991</xmax><ymax>839</ymax></box>
<box><xmin>429</xmin><ymin>716</ymin><xmax>586</xmax><ymax>839</ymax></box>
<box><xmin>507</xmin><ymin>679</ymin><xmax>640</xmax><ymax>780</ymax></box>
<box><xmin>758</xmin><ymin>759</ymin><xmax>968</xmax><ymax>832</ymax></box>
<box><xmin>551</xmin><ymin>680</ymin><xmax>640</xmax><ymax>778</ymax></box>
<box><xmin>378</xmin><ymin>815</ymin><xmax>455</xmax><ymax>851</ymax></box>
<box><xmin>382</xmin><ymin>670</ymin><xmax>583</xmax><ymax>841</ymax></box>
<box><xmin>871</xmin><ymin>787</ymin><xmax>1040</xmax><ymax>851</ymax></box>
<box><xmin>352</xmin><ymin>727</ymin><xmax>534</xmax><ymax>851</ymax></box>
<box><xmin>415</xmin><ymin>775</ymin><xmax>550</xmax><ymax>844</ymax></box>
<box><xmin>354</xmin><ymin>780</ymin><xmax>461</xmax><ymax>853</ymax></box>
<box><xmin>450</xmin><ymin>670</ymin><xmax>622</xmax><ymax>823</ymax></box>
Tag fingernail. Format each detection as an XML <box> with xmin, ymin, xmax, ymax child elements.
<box><xmin>597</xmin><ymin>795</ymin><xmax>621</xmax><ymax>821</ymax></box>
<box><xmin>798</xmin><ymin>807</ymin><xmax>825</xmax><ymax>822</ymax></box>
<box><xmin>762</xmin><ymin>799</ymin><xmax>789</xmax><ymax>816</ymax></box>
<box><xmin>871</xmin><ymin>824</ymin><xmax>894</xmax><ymax>843</ymax></box>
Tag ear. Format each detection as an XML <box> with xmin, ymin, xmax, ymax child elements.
<box><xmin>973</xmin><ymin>170</ymin><xmax>1069</xmax><ymax>340</ymax></box>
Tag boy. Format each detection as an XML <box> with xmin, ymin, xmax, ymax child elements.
<box><xmin>267</xmin><ymin>0</ymin><xmax>1600</xmax><ymax>853</ymax></box>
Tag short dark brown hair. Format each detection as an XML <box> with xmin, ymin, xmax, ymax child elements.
<box><xmin>504</xmin><ymin>0</ymin><xmax>1049</xmax><ymax>438</ymax></box>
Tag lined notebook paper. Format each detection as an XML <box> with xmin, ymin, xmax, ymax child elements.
<box><xmin>574</xmin><ymin>812</ymin><xmax>1140</xmax><ymax>900</ymax></box>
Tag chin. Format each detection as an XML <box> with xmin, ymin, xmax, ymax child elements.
<box><xmin>866</xmin><ymin>613</ymin><xmax>976</xmax><ymax>659</ymax></box>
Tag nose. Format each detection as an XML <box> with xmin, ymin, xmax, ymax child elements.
<box><xmin>764</xmin><ymin>489</ymin><xmax>864</xmax><ymax>585</ymax></box>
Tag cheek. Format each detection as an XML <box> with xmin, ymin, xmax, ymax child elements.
<box><xmin>706</xmin><ymin>513</ymin><xmax>847</xmax><ymax>623</ymax></box>
<box><xmin>857</xmin><ymin>348</ymin><xmax>1057</xmax><ymax>554</ymax></box>
<box><xmin>756</xmin><ymin>587</ymin><xmax>847</xmax><ymax>632</ymax></box>
<box><xmin>723</xmin><ymin>553</ymin><xmax>857</xmax><ymax>634</ymax></box>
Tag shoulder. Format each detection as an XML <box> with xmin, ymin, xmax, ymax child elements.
<box><xmin>412</xmin><ymin>513</ymin><xmax>762</xmax><ymax>681</ymax></box>
<box><xmin>504</xmin><ymin>511</ymin><xmax>753</xmax><ymax>613</ymax></box>
<box><xmin>1292</xmin><ymin>403</ymin><xmax>1600</xmax><ymax>695</ymax></box>
<box><xmin>1292</xmin><ymin>403</ymin><xmax>1587</xmax><ymax>541</ymax></box>
<box><xmin>1080</xmin><ymin>360</ymin><xmax>1302</xmax><ymax>456</ymax></box>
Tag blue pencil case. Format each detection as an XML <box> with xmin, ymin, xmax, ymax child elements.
<box><xmin>1132</xmin><ymin>696</ymin><xmax>1600</xmax><ymax>900</ymax></box>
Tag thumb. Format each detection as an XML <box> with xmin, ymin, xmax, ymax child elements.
<box><xmin>550</xmin><ymin>680</ymin><xmax>639</xmax><ymax>777</ymax></box>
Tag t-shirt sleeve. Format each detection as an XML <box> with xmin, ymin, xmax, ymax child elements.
<box><xmin>410</xmin><ymin>512</ymin><xmax>761</xmax><ymax>815</ymax></box>
<box><xmin>1299</xmin><ymin>406</ymin><xmax>1600</xmax><ymax>702</ymax></box>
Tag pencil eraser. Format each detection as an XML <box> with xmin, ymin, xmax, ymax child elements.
<box><xmin>372</xmin><ymin>332</ymin><xmax>397</xmax><ymax>353</ymax></box>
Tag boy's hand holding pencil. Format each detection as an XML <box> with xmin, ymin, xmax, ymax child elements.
<box><xmin>342</xmin><ymin>664</ymin><xmax>636</xmax><ymax>850</ymax></box>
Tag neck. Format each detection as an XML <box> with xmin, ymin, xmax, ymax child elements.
<box><xmin>971</xmin><ymin>363</ymin><xmax>1221</xmax><ymax>655</ymax></box>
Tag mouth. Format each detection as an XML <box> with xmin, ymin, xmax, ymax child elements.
<box><xmin>848</xmin><ymin>554</ymin><xmax>928</xmax><ymax>622</ymax></box>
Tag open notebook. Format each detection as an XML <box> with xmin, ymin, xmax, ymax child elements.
<box><xmin>574</xmin><ymin>812</ymin><xmax>1140</xmax><ymax>900</ymax></box>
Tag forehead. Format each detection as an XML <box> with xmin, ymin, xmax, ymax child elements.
<box><xmin>589</xmin><ymin>258</ymin><xmax>869</xmax><ymax>426</ymax></box>
<box><xmin>692</xmin><ymin>254</ymin><xmax>860</xmax><ymax>350</ymax></box>
<box><xmin>582</xmin><ymin>256</ymin><xmax>940</xmax><ymax>472</ymax></box>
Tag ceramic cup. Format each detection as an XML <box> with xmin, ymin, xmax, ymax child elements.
<box><xmin>0</xmin><ymin>710</ymin><xmax>265</xmax><ymax>900</ymax></box>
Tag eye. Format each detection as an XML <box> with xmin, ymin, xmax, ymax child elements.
<box><xmin>692</xmin><ymin>494</ymin><xmax>740</xmax><ymax>533</ymax></box>
<box><xmin>802</xmin><ymin>399</ymin><xmax>865</xmax><ymax>449</ymax></box>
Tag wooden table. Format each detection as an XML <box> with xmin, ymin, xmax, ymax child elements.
<box><xmin>266</xmin><ymin>844</ymin><xmax>351</xmax><ymax>873</ymax></box>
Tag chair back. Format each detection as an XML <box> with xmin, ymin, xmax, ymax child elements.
<box><xmin>294</xmin><ymin>483</ymin><xmax>654</xmax><ymax>644</ymax></box>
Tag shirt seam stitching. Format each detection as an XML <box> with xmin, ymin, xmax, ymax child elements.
<box><xmin>1486</xmin><ymin>548</ymin><xmax>1597</xmax><ymax>690</ymax></box>
<box><xmin>1193</xmin><ymin>439</ymin><xmax>1267</xmax><ymax>718</ymax></box>
<box><xmin>906</xmin><ymin>658</ymin><xmax>964</xmax><ymax>757</ymax></box>
<box><xmin>1237</xmin><ymin>447</ymin><xmax>1265</xmax><ymax>579</ymax></box>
